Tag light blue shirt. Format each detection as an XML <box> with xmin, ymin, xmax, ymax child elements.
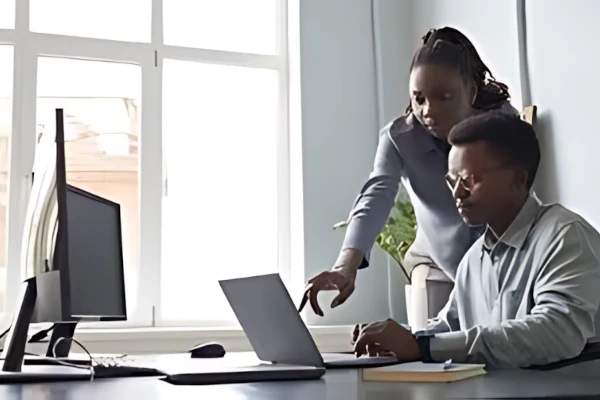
<box><xmin>428</xmin><ymin>195</ymin><xmax>600</xmax><ymax>368</ymax></box>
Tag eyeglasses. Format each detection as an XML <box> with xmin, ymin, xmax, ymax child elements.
<box><xmin>445</xmin><ymin>165</ymin><xmax>511</xmax><ymax>194</ymax></box>
<box><xmin>445</xmin><ymin>172</ymin><xmax>475</xmax><ymax>193</ymax></box>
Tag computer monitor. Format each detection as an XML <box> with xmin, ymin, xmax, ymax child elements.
<box><xmin>62</xmin><ymin>185</ymin><xmax>127</xmax><ymax>320</ymax></box>
<box><xmin>1</xmin><ymin>109</ymin><xmax>127</xmax><ymax>372</ymax></box>
<box><xmin>33</xmin><ymin>185</ymin><xmax>127</xmax><ymax>323</ymax></box>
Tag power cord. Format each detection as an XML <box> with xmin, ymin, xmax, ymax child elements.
<box><xmin>0</xmin><ymin>323</ymin><xmax>56</xmax><ymax>344</ymax></box>
<box><xmin>0</xmin><ymin>325</ymin><xmax>10</xmax><ymax>341</ymax></box>
<box><xmin>0</xmin><ymin>337</ymin><xmax>95</xmax><ymax>381</ymax></box>
<box><xmin>28</xmin><ymin>324</ymin><xmax>56</xmax><ymax>343</ymax></box>
<box><xmin>51</xmin><ymin>337</ymin><xmax>95</xmax><ymax>380</ymax></box>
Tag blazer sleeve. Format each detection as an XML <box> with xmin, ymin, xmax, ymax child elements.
<box><xmin>341</xmin><ymin>123</ymin><xmax>404</xmax><ymax>268</ymax></box>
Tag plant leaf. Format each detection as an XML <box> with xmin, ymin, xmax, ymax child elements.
<box><xmin>332</xmin><ymin>220</ymin><xmax>349</xmax><ymax>230</ymax></box>
<box><xmin>333</xmin><ymin>197</ymin><xmax>417</xmax><ymax>283</ymax></box>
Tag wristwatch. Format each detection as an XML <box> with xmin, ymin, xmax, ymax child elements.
<box><xmin>414</xmin><ymin>332</ymin><xmax>435</xmax><ymax>363</ymax></box>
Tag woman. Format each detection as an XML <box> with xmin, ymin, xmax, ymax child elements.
<box><xmin>299</xmin><ymin>27</ymin><xmax>515</xmax><ymax>317</ymax></box>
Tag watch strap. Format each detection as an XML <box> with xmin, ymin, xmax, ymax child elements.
<box><xmin>415</xmin><ymin>332</ymin><xmax>435</xmax><ymax>363</ymax></box>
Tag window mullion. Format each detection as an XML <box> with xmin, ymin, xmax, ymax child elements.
<box><xmin>276</xmin><ymin>0</ymin><xmax>292</xmax><ymax>292</ymax></box>
<box><xmin>136</xmin><ymin>57</ymin><xmax>162</xmax><ymax>327</ymax></box>
<box><xmin>135</xmin><ymin>0</ymin><xmax>165</xmax><ymax>326</ymax></box>
<box><xmin>5</xmin><ymin>0</ymin><xmax>34</xmax><ymax>315</ymax></box>
<box><xmin>0</xmin><ymin>29</ymin><xmax>16</xmax><ymax>43</ymax></box>
<box><xmin>27</xmin><ymin>33</ymin><xmax>151</xmax><ymax>65</ymax></box>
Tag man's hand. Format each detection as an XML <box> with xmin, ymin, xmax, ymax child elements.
<box><xmin>353</xmin><ymin>318</ymin><xmax>421</xmax><ymax>362</ymax></box>
<box><xmin>298</xmin><ymin>266</ymin><xmax>357</xmax><ymax>316</ymax></box>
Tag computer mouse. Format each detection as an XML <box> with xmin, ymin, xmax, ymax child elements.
<box><xmin>188</xmin><ymin>342</ymin><xmax>226</xmax><ymax>358</ymax></box>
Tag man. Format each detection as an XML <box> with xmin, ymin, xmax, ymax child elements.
<box><xmin>353</xmin><ymin>112</ymin><xmax>600</xmax><ymax>368</ymax></box>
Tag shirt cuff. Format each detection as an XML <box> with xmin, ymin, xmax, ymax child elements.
<box><xmin>341</xmin><ymin>229</ymin><xmax>371</xmax><ymax>257</ymax></box>
<box><xmin>341</xmin><ymin>231</ymin><xmax>372</xmax><ymax>269</ymax></box>
<box><xmin>430</xmin><ymin>331</ymin><xmax>468</xmax><ymax>362</ymax></box>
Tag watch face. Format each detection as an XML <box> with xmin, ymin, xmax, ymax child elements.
<box><xmin>415</xmin><ymin>333</ymin><xmax>433</xmax><ymax>362</ymax></box>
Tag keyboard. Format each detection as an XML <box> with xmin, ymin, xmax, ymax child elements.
<box><xmin>92</xmin><ymin>356</ymin><xmax>164</xmax><ymax>379</ymax></box>
<box><xmin>164</xmin><ymin>365</ymin><xmax>326</xmax><ymax>385</ymax></box>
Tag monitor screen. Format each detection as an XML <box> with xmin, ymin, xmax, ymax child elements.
<box><xmin>64</xmin><ymin>185</ymin><xmax>126</xmax><ymax>320</ymax></box>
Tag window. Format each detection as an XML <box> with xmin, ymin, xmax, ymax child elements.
<box><xmin>30</xmin><ymin>0</ymin><xmax>151</xmax><ymax>42</ymax></box>
<box><xmin>0</xmin><ymin>46</ymin><xmax>13</xmax><ymax>313</ymax></box>
<box><xmin>1</xmin><ymin>1</ymin><xmax>290</xmax><ymax>328</ymax></box>
<box><xmin>161</xmin><ymin>60</ymin><xmax>279</xmax><ymax>323</ymax></box>
<box><xmin>0</xmin><ymin>0</ymin><xmax>14</xmax><ymax>29</ymax></box>
<box><xmin>164</xmin><ymin>0</ymin><xmax>278</xmax><ymax>54</ymax></box>
<box><xmin>36</xmin><ymin>57</ymin><xmax>141</xmax><ymax>315</ymax></box>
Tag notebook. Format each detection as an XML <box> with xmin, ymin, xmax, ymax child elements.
<box><xmin>362</xmin><ymin>361</ymin><xmax>486</xmax><ymax>383</ymax></box>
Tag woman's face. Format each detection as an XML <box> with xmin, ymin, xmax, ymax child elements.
<box><xmin>409</xmin><ymin>63</ymin><xmax>476</xmax><ymax>140</ymax></box>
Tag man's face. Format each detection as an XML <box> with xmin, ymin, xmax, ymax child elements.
<box><xmin>447</xmin><ymin>141</ymin><xmax>525</xmax><ymax>226</ymax></box>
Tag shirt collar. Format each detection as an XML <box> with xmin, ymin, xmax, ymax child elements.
<box><xmin>483</xmin><ymin>194</ymin><xmax>541</xmax><ymax>250</ymax></box>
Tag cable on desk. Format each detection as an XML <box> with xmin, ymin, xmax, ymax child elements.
<box><xmin>0</xmin><ymin>323</ymin><xmax>57</xmax><ymax>345</ymax></box>
<box><xmin>28</xmin><ymin>324</ymin><xmax>56</xmax><ymax>343</ymax></box>
<box><xmin>0</xmin><ymin>333</ymin><xmax>96</xmax><ymax>381</ymax></box>
<box><xmin>52</xmin><ymin>337</ymin><xmax>95</xmax><ymax>381</ymax></box>
<box><xmin>0</xmin><ymin>322</ymin><xmax>57</xmax><ymax>343</ymax></box>
<box><xmin>0</xmin><ymin>325</ymin><xmax>10</xmax><ymax>341</ymax></box>
<box><xmin>0</xmin><ymin>337</ymin><xmax>95</xmax><ymax>381</ymax></box>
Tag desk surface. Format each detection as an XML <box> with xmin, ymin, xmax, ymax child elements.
<box><xmin>2</xmin><ymin>353</ymin><xmax>600</xmax><ymax>399</ymax></box>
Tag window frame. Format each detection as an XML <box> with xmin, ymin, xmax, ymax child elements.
<box><xmin>0</xmin><ymin>0</ymin><xmax>292</xmax><ymax>329</ymax></box>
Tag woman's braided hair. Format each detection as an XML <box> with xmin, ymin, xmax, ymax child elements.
<box><xmin>405</xmin><ymin>27</ymin><xmax>510</xmax><ymax>115</ymax></box>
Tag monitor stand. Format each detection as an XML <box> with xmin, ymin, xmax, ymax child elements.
<box><xmin>1</xmin><ymin>279</ymin><xmax>79</xmax><ymax>372</ymax></box>
<box><xmin>2</xmin><ymin>278</ymin><xmax>38</xmax><ymax>372</ymax></box>
<box><xmin>46</xmin><ymin>322</ymin><xmax>78</xmax><ymax>358</ymax></box>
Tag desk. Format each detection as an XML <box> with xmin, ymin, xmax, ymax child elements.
<box><xmin>1</xmin><ymin>353</ymin><xmax>600</xmax><ymax>399</ymax></box>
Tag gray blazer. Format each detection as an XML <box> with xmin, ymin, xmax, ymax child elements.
<box><xmin>342</xmin><ymin>106</ymin><xmax>516</xmax><ymax>279</ymax></box>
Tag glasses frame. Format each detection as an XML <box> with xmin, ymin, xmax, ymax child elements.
<box><xmin>445</xmin><ymin>165</ymin><xmax>512</xmax><ymax>194</ymax></box>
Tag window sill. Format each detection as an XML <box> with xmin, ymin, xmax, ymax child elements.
<box><xmin>72</xmin><ymin>325</ymin><xmax>355</xmax><ymax>355</ymax></box>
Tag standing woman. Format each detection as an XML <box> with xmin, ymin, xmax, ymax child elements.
<box><xmin>300</xmin><ymin>27</ymin><xmax>515</xmax><ymax>318</ymax></box>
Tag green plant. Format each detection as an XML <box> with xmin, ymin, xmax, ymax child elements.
<box><xmin>333</xmin><ymin>200</ymin><xmax>417</xmax><ymax>283</ymax></box>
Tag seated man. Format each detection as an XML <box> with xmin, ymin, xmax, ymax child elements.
<box><xmin>353</xmin><ymin>112</ymin><xmax>600</xmax><ymax>368</ymax></box>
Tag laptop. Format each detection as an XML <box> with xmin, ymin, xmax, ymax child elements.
<box><xmin>219</xmin><ymin>273</ymin><xmax>400</xmax><ymax>369</ymax></box>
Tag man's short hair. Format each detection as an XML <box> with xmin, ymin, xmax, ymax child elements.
<box><xmin>448</xmin><ymin>112</ymin><xmax>541</xmax><ymax>189</ymax></box>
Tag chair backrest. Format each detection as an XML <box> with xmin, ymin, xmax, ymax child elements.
<box><xmin>520</xmin><ymin>105</ymin><xmax>537</xmax><ymax>125</ymax></box>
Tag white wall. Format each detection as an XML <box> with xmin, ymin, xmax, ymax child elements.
<box><xmin>299</xmin><ymin>0</ymin><xmax>413</xmax><ymax>325</ymax></box>
<box><xmin>371</xmin><ymin>0</ymin><xmax>414</xmax><ymax>323</ymax></box>
<box><xmin>525</xmin><ymin>0</ymin><xmax>600</xmax><ymax>229</ymax></box>
<box><xmin>372</xmin><ymin>0</ymin><xmax>414</xmax><ymax>125</ymax></box>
